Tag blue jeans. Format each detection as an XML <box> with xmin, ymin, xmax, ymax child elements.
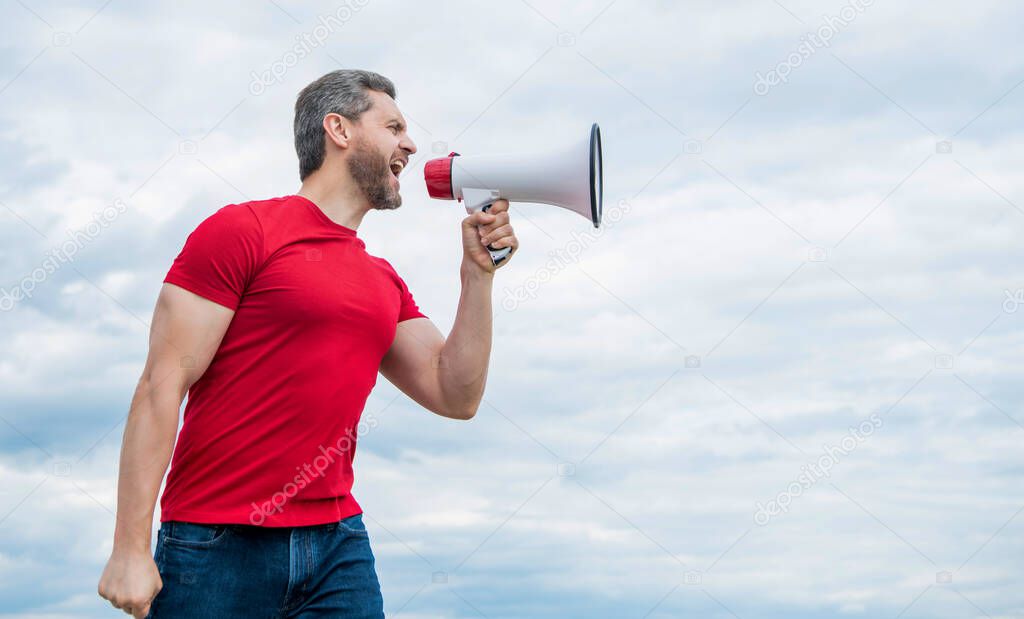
<box><xmin>146</xmin><ymin>513</ymin><xmax>384</xmax><ymax>618</ymax></box>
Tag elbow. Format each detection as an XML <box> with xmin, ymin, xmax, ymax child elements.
<box><xmin>439</xmin><ymin>379</ymin><xmax>482</xmax><ymax>420</ymax></box>
<box><xmin>135</xmin><ymin>368</ymin><xmax>189</xmax><ymax>413</ymax></box>
<box><xmin>456</xmin><ymin>391</ymin><xmax>485</xmax><ymax>420</ymax></box>
<box><xmin>445</xmin><ymin>401</ymin><xmax>480</xmax><ymax>421</ymax></box>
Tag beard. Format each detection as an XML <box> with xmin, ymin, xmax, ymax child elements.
<box><xmin>347</xmin><ymin>137</ymin><xmax>402</xmax><ymax>211</ymax></box>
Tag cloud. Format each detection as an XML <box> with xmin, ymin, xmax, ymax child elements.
<box><xmin>0</xmin><ymin>0</ymin><xmax>1021</xmax><ymax>617</ymax></box>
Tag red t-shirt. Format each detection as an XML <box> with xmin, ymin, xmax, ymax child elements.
<box><xmin>159</xmin><ymin>194</ymin><xmax>427</xmax><ymax>527</ymax></box>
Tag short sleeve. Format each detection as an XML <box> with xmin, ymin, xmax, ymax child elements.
<box><xmin>163</xmin><ymin>204</ymin><xmax>264</xmax><ymax>310</ymax></box>
<box><xmin>374</xmin><ymin>257</ymin><xmax>428</xmax><ymax>322</ymax></box>
<box><xmin>396</xmin><ymin>272</ymin><xmax>428</xmax><ymax>322</ymax></box>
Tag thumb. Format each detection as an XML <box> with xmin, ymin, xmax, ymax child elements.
<box><xmin>135</xmin><ymin>603</ymin><xmax>150</xmax><ymax>619</ymax></box>
<box><xmin>464</xmin><ymin>211</ymin><xmax>496</xmax><ymax>227</ymax></box>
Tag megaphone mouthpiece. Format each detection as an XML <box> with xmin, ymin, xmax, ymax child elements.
<box><xmin>424</xmin><ymin>152</ymin><xmax>458</xmax><ymax>200</ymax></box>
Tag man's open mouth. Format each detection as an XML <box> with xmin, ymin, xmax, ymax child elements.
<box><xmin>389</xmin><ymin>158</ymin><xmax>406</xmax><ymax>181</ymax></box>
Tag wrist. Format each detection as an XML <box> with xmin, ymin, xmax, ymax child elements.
<box><xmin>112</xmin><ymin>526</ymin><xmax>152</xmax><ymax>555</ymax></box>
<box><xmin>461</xmin><ymin>260</ymin><xmax>495</xmax><ymax>283</ymax></box>
<box><xmin>111</xmin><ymin>542</ymin><xmax>152</xmax><ymax>558</ymax></box>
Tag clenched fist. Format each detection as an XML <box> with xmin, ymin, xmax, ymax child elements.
<box><xmin>98</xmin><ymin>548</ymin><xmax>162</xmax><ymax>618</ymax></box>
<box><xmin>461</xmin><ymin>199</ymin><xmax>519</xmax><ymax>273</ymax></box>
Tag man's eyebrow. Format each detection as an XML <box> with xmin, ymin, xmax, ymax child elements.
<box><xmin>388</xmin><ymin>117</ymin><xmax>407</xmax><ymax>131</ymax></box>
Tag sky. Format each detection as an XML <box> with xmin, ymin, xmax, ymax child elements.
<box><xmin>1</xmin><ymin>0</ymin><xmax>1023</xmax><ymax>617</ymax></box>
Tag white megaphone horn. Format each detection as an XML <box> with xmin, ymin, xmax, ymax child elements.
<box><xmin>424</xmin><ymin>123</ymin><xmax>603</xmax><ymax>265</ymax></box>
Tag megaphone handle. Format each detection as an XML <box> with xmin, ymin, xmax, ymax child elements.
<box><xmin>480</xmin><ymin>202</ymin><xmax>512</xmax><ymax>265</ymax></box>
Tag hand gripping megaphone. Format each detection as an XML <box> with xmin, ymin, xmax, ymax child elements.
<box><xmin>424</xmin><ymin>123</ymin><xmax>603</xmax><ymax>265</ymax></box>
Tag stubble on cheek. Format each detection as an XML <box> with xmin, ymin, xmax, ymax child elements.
<box><xmin>347</xmin><ymin>139</ymin><xmax>402</xmax><ymax>211</ymax></box>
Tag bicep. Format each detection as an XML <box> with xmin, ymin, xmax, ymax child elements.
<box><xmin>141</xmin><ymin>283</ymin><xmax>236</xmax><ymax>399</ymax></box>
<box><xmin>379</xmin><ymin>317</ymin><xmax>453</xmax><ymax>417</ymax></box>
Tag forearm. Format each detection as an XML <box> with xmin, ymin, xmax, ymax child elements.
<box><xmin>111</xmin><ymin>376</ymin><xmax>182</xmax><ymax>553</ymax></box>
<box><xmin>438</xmin><ymin>261</ymin><xmax>495</xmax><ymax>418</ymax></box>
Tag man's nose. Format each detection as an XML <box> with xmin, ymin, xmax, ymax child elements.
<box><xmin>401</xmin><ymin>136</ymin><xmax>417</xmax><ymax>155</ymax></box>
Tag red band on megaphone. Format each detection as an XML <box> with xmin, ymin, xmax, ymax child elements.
<box><xmin>424</xmin><ymin>154</ymin><xmax>456</xmax><ymax>200</ymax></box>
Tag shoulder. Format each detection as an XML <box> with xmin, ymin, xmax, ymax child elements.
<box><xmin>366</xmin><ymin>254</ymin><xmax>412</xmax><ymax>288</ymax></box>
<box><xmin>217</xmin><ymin>196</ymin><xmax>301</xmax><ymax>227</ymax></box>
<box><xmin>194</xmin><ymin>201</ymin><xmax>262</xmax><ymax>232</ymax></box>
<box><xmin>367</xmin><ymin>253</ymin><xmax>397</xmax><ymax>273</ymax></box>
<box><xmin>181</xmin><ymin>201</ymin><xmax>266</xmax><ymax>259</ymax></box>
<box><xmin>235</xmin><ymin>195</ymin><xmax>295</xmax><ymax>220</ymax></box>
<box><xmin>191</xmin><ymin>195</ymin><xmax>313</xmax><ymax>241</ymax></box>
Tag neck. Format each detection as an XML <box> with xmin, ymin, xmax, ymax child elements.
<box><xmin>297</xmin><ymin>168</ymin><xmax>369</xmax><ymax>231</ymax></box>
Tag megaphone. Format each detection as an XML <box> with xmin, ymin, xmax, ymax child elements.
<box><xmin>424</xmin><ymin>123</ymin><xmax>603</xmax><ymax>265</ymax></box>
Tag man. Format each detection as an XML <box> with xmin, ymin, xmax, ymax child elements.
<box><xmin>97</xmin><ymin>69</ymin><xmax>518</xmax><ymax>618</ymax></box>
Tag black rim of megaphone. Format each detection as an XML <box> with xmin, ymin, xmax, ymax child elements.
<box><xmin>589</xmin><ymin>123</ymin><xmax>603</xmax><ymax>228</ymax></box>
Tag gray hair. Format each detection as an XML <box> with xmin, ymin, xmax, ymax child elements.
<box><xmin>294</xmin><ymin>69</ymin><xmax>396</xmax><ymax>181</ymax></box>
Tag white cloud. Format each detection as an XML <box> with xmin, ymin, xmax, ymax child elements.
<box><xmin>0</xmin><ymin>0</ymin><xmax>1021</xmax><ymax>617</ymax></box>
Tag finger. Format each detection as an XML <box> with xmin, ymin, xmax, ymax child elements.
<box><xmin>482</xmin><ymin>209</ymin><xmax>508</xmax><ymax>225</ymax></box>
<box><xmin>135</xmin><ymin>603</ymin><xmax>151</xmax><ymax>619</ymax></box>
<box><xmin>486</xmin><ymin>199</ymin><xmax>509</xmax><ymax>214</ymax></box>
<box><xmin>478</xmin><ymin>212</ymin><xmax>509</xmax><ymax>235</ymax></box>
<box><xmin>483</xmin><ymin>211</ymin><xmax>507</xmax><ymax>233</ymax></box>
<box><xmin>489</xmin><ymin>235</ymin><xmax>518</xmax><ymax>249</ymax></box>
<box><xmin>480</xmin><ymin>224</ymin><xmax>513</xmax><ymax>245</ymax></box>
<box><xmin>465</xmin><ymin>211</ymin><xmax>496</xmax><ymax>228</ymax></box>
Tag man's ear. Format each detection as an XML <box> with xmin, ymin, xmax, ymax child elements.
<box><xmin>323</xmin><ymin>113</ymin><xmax>352</xmax><ymax>150</ymax></box>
